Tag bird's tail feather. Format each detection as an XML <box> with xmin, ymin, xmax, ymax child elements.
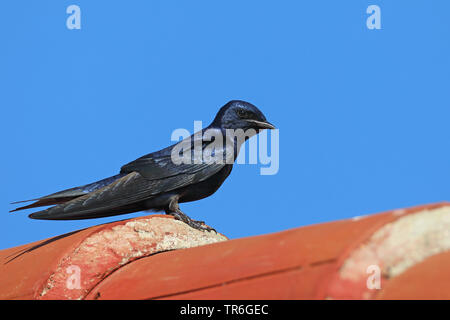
<box><xmin>10</xmin><ymin>173</ymin><xmax>127</xmax><ymax>213</ymax></box>
<box><xmin>28</xmin><ymin>201</ymin><xmax>147</xmax><ymax>220</ymax></box>
<box><xmin>10</xmin><ymin>197</ymin><xmax>80</xmax><ymax>213</ymax></box>
<box><xmin>26</xmin><ymin>172</ymin><xmax>159</xmax><ymax>220</ymax></box>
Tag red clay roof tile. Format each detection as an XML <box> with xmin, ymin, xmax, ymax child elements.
<box><xmin>1</xmin><ymin>202</ymin><xmax>449</xmax><ymax>300</ymax></box>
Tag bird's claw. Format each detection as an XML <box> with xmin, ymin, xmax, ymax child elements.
<box><xmin>187</xmin><ymin>219</ymin><xmax>217</xmax><ymax>233</ymax></box>
<box><xmin>169</xmin><ymin>211</ymin><xmax>216</xmax><ymax>233</ymax></box>
<box><xmin>188</xmin><ymin>220</ymin><xmax>217</xmax><ymax>233</ymax></box>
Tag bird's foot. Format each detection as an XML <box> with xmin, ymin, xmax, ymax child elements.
<box><xmin>168</xmin><ymin>210</ymin><xmax>216</xmax><ymax>233</ymax></box>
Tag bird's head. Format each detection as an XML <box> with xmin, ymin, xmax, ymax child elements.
<box><xmin>211</xmin><ymin>100</ymin><xmax>275</xmax><ymax>131</ymax></box>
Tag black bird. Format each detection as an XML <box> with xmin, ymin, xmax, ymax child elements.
<box><xmin>11</xmin><ymin>100</ymin><xmax>275</xmax><ymax>232</ymax></box>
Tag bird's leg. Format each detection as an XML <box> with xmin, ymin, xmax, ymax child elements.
<box><xmin>165</xmin><ymin>198</ymin><xmax>216</xmax><ymax>233</ymax></box>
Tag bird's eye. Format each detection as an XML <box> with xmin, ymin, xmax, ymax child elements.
<box><xmin>237</xmin><ymin>109</ymin><xmax>248</xmax><ymax>118</ymax></box>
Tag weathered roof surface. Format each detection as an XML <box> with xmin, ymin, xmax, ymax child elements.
<box><xmin>1</xmin><ymin>203</ymin><xmax>449</xmax><ymax>300</ymax></box>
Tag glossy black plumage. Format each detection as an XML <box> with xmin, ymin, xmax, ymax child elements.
<box><xmin>11</xmin><ymin>100</ymin><xmax>275</xmax><ymax>231</ymax></box>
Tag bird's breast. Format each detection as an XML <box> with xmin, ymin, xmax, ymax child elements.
<box><xmin>178</xmin><ymin>164</ymin><xmax>233</xmax><ymax>203</ymax></box>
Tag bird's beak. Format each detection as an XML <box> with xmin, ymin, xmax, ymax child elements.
<box><xmin>245</xmin><ymin>119</ymin><xmax>276</xmax><ymax>130</ymax></box>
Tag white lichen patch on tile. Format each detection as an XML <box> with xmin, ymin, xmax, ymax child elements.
<box><xmin>340</xmin><ymin>205</ymin><xmax>450</xmax><ymax>281</ymax></box>
<box><xmin>38</xmin><ymin>216</ymin><xmax>227</xmax><ymax>299</ymax></box>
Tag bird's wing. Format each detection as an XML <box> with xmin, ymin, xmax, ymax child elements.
<box><xmin>30</xmin><ymin>162</ymin><xmax>225</xmax><ymax>220</ymax></box>
<box><xmin>30</xmin><ymin>135</ymin><xmax>227</xmax><ymax>220</ymax></box>
<box><xmin>120</xmin><ymin>134</ymin><xmax>227</xmax><ymax>180</ymax></box>
<box><xmin>120</xmin><ymin>155</ymin><xmax>223</xmax><ymax>180</ymax></box>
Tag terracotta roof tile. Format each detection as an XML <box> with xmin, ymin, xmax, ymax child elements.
<box><xmin>1</xmin><ymin>202</ymin><xmax>449</xmax><ymax>299</ymax></box>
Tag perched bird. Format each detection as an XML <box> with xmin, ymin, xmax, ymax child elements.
<box><xmin>11</xmin><ymin>100</ymin><xmax>275</xmax><ymax>232</ymax></box>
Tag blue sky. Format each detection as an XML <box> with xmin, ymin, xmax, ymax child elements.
<box><xmin>1</xmin><ymin>1</ymin><xmax>449</xmax><ymax>249</ymax></box>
